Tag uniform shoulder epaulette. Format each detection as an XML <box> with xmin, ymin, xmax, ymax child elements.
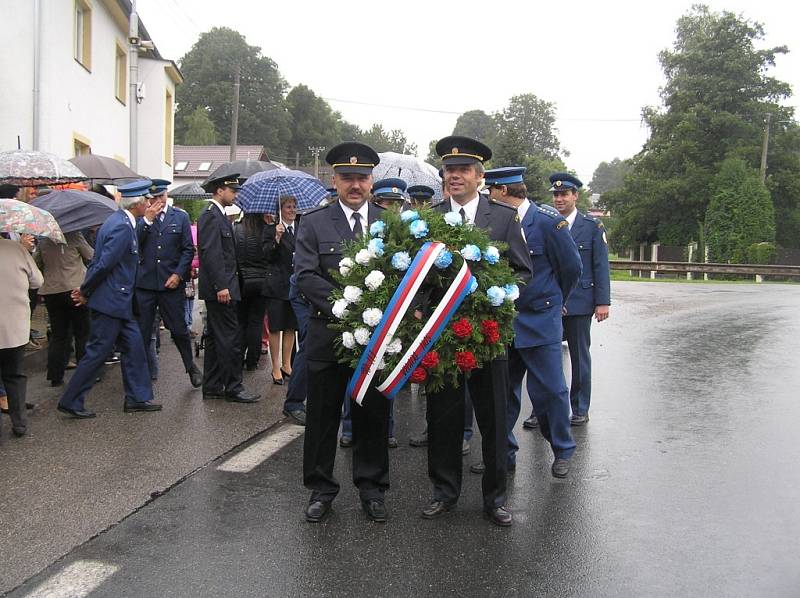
<box><xmin>489</xmin><ymin>198</ymin><xmax>516</xmax><ymax>211</ymax></box>
<box><xmin>174</xmin><ymin>206</ymin><xmax>187</xmax><ymax>214</ymax></box>
<box><xmin>429</xmin><ymin>199</ymin><xmax>446</xmax><ymax>209</ymax></box>
<box><xmin>536</xmin><ymin>206</ymin><xmax>559</xmax><ymax>219</ymax></box>
<box><xmin>302</xmin><ymin>203</ymin><xmax>330</xmax><ymax>216</ymax></box>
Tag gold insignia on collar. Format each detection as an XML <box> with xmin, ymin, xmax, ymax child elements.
<box><xmin>350</xmin><ymin>156</ymin><xmax>358</xmax><ymax>164</ymax></box>
<box><xmin>556</xmin><ymin>220</ymin><xmax>568</xmax><ymax>230</ymax></box>
<box><xmin>452</xmin><ymin>147</ymin><xmax>459</xmax><ymax>154</ymax></box>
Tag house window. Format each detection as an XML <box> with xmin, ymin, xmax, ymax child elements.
<box><xmin>73</xmin><ymin>135</ymin><xmax>91</xmax><ymax>157</ymax></box>
<box><xmin>115</xmin><ymin>41</ymin><xmax>127</xmax><ymax>103</ymax></box>
<box><xmin>198</xmin><ymin>162</ymin><xmax>212</xmax><ymax>171</ymax></box>
<box><xmin>174</xmin><ymin>161</ymin><xmax>188</xmax><ymax>171</ymax></box>
<box><xmin>74</xmin><ymin>0</ymin><xmax>92</xmax><ymax>71</ymax></box>
<box><xmin>164</xmin><ymin>89</ymin><xmax>174</xmax><ymax>165</ymax></box>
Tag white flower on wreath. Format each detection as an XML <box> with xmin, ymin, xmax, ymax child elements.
<box><xmin>354</xmin><ymin>327</ymin><xmax>371</xmax><ymax>345</ymax></box>
<box><xmin>444</xmin><ymin>212</ymin><xmax>463</xmax><ymax>227</ymax></box>
<box><xmin>339</xmin><ymin>257</ymin><xmax>355</xmax><ymax>276</ymax></box>
<box><xmin>386</xmin><ymin>338</ymin><xmax>402</xmax><ymax>355</ymax></box>
<box><xmin>332</xmin><ymin>298</ymin><xmax>350</xmax><ymax>319</ymax></box>
<box><xmin>362</xmin><ymin>307</ymin><xmax>383</xmax><ymax>328</ymax></box>
<box><xmin>343</xmin><ymin>285</ymin><xmax>363</xmax><ymax>304</ymax></box>
<box><xmin>342</xmin><ymin>331</ymin><xmax>356</xmax><ymax>349</ymax></box>
<box><xmin>364</xmin><ymin>270</ymin><xmax>385</xmax><ymax>291</ymax></box>
<box><xmin>355</xmin><ymin>248</ymin><xmax>371</xmax><ymax>265</ymax></box>
<box><xmin>376</xmin><ymin>358</ymin><xmax>387</xmax><ymax>370</ymax></box>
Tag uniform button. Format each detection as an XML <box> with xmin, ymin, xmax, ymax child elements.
<box><xmin>529</xmin><ymin>250</ymin><xmax>533</xmax><ymax>254</ymax></box>
<box><xmin>157</xmin><ymin>245</ymin><xmax>161</xmax><ymax>249</ymax></box>
<box><xmin>157</xmin><ymin>259</ymin><xmax>161</xmax><ymax>263</ymax></box>
<box><xmin>121</xmin><ymin>287</ymin><xmax>126</xmax><ymax>291</ymax></box>
<box><xmin>329</xmin><ymin>247</ymin><xmax>334</xmax><ymax>252</ymax></box>
<box><xmin>546</xmin><ymin>301</ymin><xmax>550</xmax><ymax>305</ymax></box>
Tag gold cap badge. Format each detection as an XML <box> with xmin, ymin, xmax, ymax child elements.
<box><xmin>452</xmin><ymin>147</ymin><xmax>459</xmax><ymax>154</ymax></box>
<box><xmin>555</xmin><ymin>180</ymin><xmax>562</xmax><ymax>187</ymax></box>
<box><xmin>392</xmin><ymin>187</ymin><xmax>398</xmax><ymax>193</ymax></box>
<box><xmin>350</xmin><ymin>156</ymin><xmax>358</xmax><ymax>164</ymax></box>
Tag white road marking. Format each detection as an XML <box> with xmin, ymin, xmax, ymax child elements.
<box><xmin>217</xmin><ymin>424</ymin><xmax>305</xmax><ymax>473</ymax></box>
<box><xmin>22</xmin><ymin>560</ymin><xmax>119</xmax><ymax>598</ymax></box>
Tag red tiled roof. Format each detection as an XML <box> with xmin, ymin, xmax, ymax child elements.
<box><xmin>173</xmin><ymin>145</ymin><xmax>268</xmax><ymax>178</ymax></box>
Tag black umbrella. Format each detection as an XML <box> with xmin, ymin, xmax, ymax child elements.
<box><xmin>30</xmin><ymin>189</ymin><xmax>118</xmax><ymax>233</ymax></box>
<box><xmin>204</xmin><ymin>159</ymin><xmax>278</xmax><ymax>185</ymax></box>
<box><xmin>69</xmin><ymin>154</ymin><xmax>140</xmax><ymax>183</ymax></box>
<box><xmin>169</xmin><ymin>182</ymin><xmax>211</xmax><ymax>200</ymax></box>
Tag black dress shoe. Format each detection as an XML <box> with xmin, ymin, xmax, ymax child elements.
<box><xmin>523</xmin><ymin>414</ymin><xmax>539</xmax><ymax>429</ymax></box>
<box><xmin>280</xmin><ymin>368</ymin><xmax>292</xmax><ymax>379</ymax></box>
<box><xmin>226</xmin><ymin>390</ymin><xmax>260</xmax><ymax>403</ymax></box>
<box><xmin>57</xmin><ymin>404</ymin><xmax>96</xmax><ymax>419</ymax></box>
<box><xmin>339</xmin><ymin>435</ymin><xmax>352</xmax><ymax>448</ymax></box>
<box><xmin>361</xmin><ymin>499</ymin><xmax>387</xmax><ymax>522</ymax></box>
<box><xmin>188</xmin><ymin>365</ymin><xmax>203</xmax><ymax>388</ymax></box>
<box><xmin>388</xmin><ymin>436</ymin><xmax>398</xmax><ymax>449</ymax></box>
<box><xmin>124</xmin><ymin>402</ymin><xmax>163</xmax><ymax>413</ymax></box>
<box><xmin>202</xmin><ymin>390</ymin><xmax>226</xmax><ymax>400</ymax></box>
<box><xmin>551</xmin><ymin>457</ymin><xmax>570</xmax><ymax>478</ymax></box>
<box><xmin>409</xmin><ymin>429</ymin><xmax>428</xmax><ymax>447</ymax></box>
<box><xmin>12</xmin><ymin>427</ymin><xmax>27</xmax><ymax>437</ymax></box>
<box><xmin>421</xmin><ymin>500</ymin><xmax>455</xmax><ymax>519</ymax></box>
<box><xmin>570</xmin><ymin>414</ymin><xmax>589</xmax><ymax>426</ymax></box>
<box><xmin>305</xmin><ymin>500</ymin><xmax>332</xmax><ymax>523</ymax></box>
<box><xmin>470</xmin><ymin>462</ymin><xmax>486</xmax><ymax>475</ymax></box>
<box><xmin>51</xmin><ymin>380</ymin><xmax>64</xmax><ymax>387</ymax></box>
<box><xmin>272</xmin><ymin>375</ymin><xmax>284</xmax><ymax>385</ymax></box>
<box><xmin>283</xmin><ymin>409</ymin><xmax>306</xmax><ymax>425</ymax></box>
<box><xmin>483</xmin><ymin>506</ymin><xmax>513</xmax><ymax>527</ymax></box>
<box><xmin>245</xmin><ymin>364</ymin><xmax>258</xmax><ymax>371</ymax></box>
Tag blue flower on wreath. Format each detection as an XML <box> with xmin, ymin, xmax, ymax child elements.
<box><xmin>369</xmin><ymin>220</ymin><xmax>386</xmax><ymax>238</ymax></box>
<box><xmin>391</xmin><ymin>251</ymin><xmax>411</xmax><ymax>271</ymax></box>
<box><xmin>444</xmin><ymin>212</ymin><xmax>463</xmax><ymax>227</ymax></box>
<box><xmin>468</xmin><ymin>278</ymin><xmax>479</xmax><ymax>294</ymax></box>
<box><xmin>460</xmin><ymin>244</ymin><xmax>482</xmax><ymax>261</ymax></box>
<box><xmin>482</xmin><ymin>246</ymin><xmax>500</xmax><ymax>264</ymax></box>
<box><xmin>487</xmin><ymin>285</ymin><xmax>506</xmax><ymax>306</ymax></box>
<box><xmin>434</xmin><ymin>249</ymin><xmax>453</xmax><ymax>269</ymax></box>
<box><xmin>400</xmin><ymin>209</ymin><xmax>420</xmax><ymax>223</ymax></box>
<box><xmin>503</xmin><ymin>283</ymin><xmax>520</xmax><ymax>302</ymax></box>
<box><xmin>409</xmin><ymin>219</ymin><xmax>428</xmax><ymax>239</ymax></box>
<box><xmin>368</xmin><ymin>237</ymin><xmax>385</xmax><ymax>257</ymax></box>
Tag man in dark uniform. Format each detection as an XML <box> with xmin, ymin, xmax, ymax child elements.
<box><xmin>475</xmin><ymin>167</ymin><xmax>582</xmax><ymax>478</ymax></box>
<box><xmin>58</xmin><ymin>180</ymin><xmax>161</xmax><ymax>418</ymax></box>
<box><xmin>371</xmin><ymin>177</ymin><xmax>407</xmax><ymax>211</ymax></box>
<box><xmin>295</xmin><ymin>142</ymin><xmax>391</xmax><ymax>524</ymax></box>
<box><xmin>197</xmin><ymin>174</ymin><xmax>260</xmax><ymax>404</ymax></box>
<box><xmin>135</xmin><ymin>179</ymin><xmax>202</xmax><ymax>388</ymax></box>
<box><xmin>550</xmin><ymin>172</ymin><xmax>611</xmax><ymax>425</ymax></box>
<box><xmin>422</xmin><ymin>136</ymin><xmax>532</xmax><ymax>527</ymax></box>
<box><xmin>406</xmin><ymin>184</ymin><xmax>435</xmax><ymax>208</ymax></box>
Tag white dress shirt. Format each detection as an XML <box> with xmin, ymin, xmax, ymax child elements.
<box><xmin>564</xmin><ymin>208</ymin><xmax>578</xmax><ymax>230</ymax></box>
<box><xmin>338</xmin><ymin>201</ymin><xmax>369</xmax><ymax>232</ymax></box>
<box><xmin>517</xmin><ymin>198</ymin><xmax>531</xmax><ymax>221</ymax></box>
<box><xmin>449</xmin><ymin>194</ymin><xmax>480</xmax><ymax>224</ymax></box>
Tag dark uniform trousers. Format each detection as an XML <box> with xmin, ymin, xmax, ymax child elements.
<box><xmin>136</xmin><ymin>288</ymin><xmax>194</xmax><ymax>372</ymax></box>
<box><xmin>0</xmin><ymin>345</ymin><xmax>27</xmax><ymax>436</ymax></box>
<box><xmin>427</xmin><ymin>358</ymin><xmax>509</xmax><ymax>510</ymax></box>
<box><xmin>563</xmin><ymin>315</ymin><xmax>592</xmax><ymax>416</ymax></box>
<box><xmin>202</xmin><ymin>300</ymin><xmax>243</xmax><ymax>395</ymax></box>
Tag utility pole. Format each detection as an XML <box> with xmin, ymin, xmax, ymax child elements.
<box><xmin>128</xmin><ymin>0</ymin><xmax>139</xmax><ymax>171</ymax></box>
<box><xmin>309</xmin><ymin>146</ymin><xmax>325</xmax><ymax>178</ymax></box>
<box><xmin>229</xmin><ymin>65</ymin><xmax>241</xmax><ymax>162</ymax></box>
<box><xmin>760</xmin><ymin>112</ymin><xmax>771</xmax><ymax>183</ymax></box>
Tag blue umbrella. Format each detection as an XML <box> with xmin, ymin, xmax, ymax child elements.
<box><xmin>235</xmin><ymin>168</ymin><xmax>328</xmax><ymax>214</ymax></box>
<box><xmin>30</xmin><ymin>189</ymin><xmax>118</xmax><ymax>233</ymax></box>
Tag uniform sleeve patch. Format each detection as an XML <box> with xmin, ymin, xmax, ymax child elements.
<box><xmin>556</xmin><ymin>220</ymin><xmax>568</xmax><ymax>230</ymax></box>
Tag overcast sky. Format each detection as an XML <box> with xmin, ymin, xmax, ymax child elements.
<box><xmin>138</xmin><ymin>0</ymin><xmax>799</xmax><ymax>184</ymax></box>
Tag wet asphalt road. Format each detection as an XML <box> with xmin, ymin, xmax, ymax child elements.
<box><xmin>4</xmin><ymin>282</ymin><xmax>800</xmax><ymax>597</ymax></box>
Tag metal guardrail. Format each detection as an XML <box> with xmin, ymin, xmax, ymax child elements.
<box><xmin>610</xmin><ymin>260</ymin><xmax>800</xmax><ymax>278</ymax></box>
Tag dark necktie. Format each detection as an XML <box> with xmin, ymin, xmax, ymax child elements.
<box><xmin>459</xmin><ymin>207</ymin><xmax>467</xmax><ymax>224</ymax></box>
<box><xmin>286</xmin><ymin>223</ymin><xmax>294</xmax><ymax>237</ymax></box>
<box><xmin>351</xmin><ymin>213</ymin><xmax>363</xmax><ymax>239</ymax></box>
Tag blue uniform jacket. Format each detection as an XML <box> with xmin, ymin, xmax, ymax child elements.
<box><xmin>563</xmin><ymin>211</ymin><xmax>611</xmax><ymax>316</ymax></box>
<box><xmin>514</xmin><ymin>204</ymin><xmax>582</xmax><ymax>348</ymax></box>
<box><xmin>80</xmin><ymin>209</ymin><xmax>139</xmax><ymax>320</ymax></box>
<box><xmin>135</xmin><ymin>206</ymin><xmax>194</xmax><ymax>290</ymax></box>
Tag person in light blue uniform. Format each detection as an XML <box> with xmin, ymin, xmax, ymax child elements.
<box><xmin>57</xmin><ymin>179</ymin><xmax>161</xmax><ymax>418</ymax></box>
<box><xmin>550</xmin><ymin>172</ymin><xmax>611</xmax><ymax>426</ymax></box>
<box><xmin>472</xmin><ymin>167</ymin><xmax>582</xmax><ymax>478</ymax></box>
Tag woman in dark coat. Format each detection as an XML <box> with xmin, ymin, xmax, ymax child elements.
<box><xmin>233</xmin><ymin>213</ymin><xmax>271</xmax><ymax>370</ymax></box>
<box><xmin>263</xmin><ymin>196</ymin><xmax>298</xmax><ymax>385</ymax></box>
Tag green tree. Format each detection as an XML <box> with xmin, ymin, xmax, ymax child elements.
<box><xmin>589</xmin><ymin>158</ymin><xmax>631</xmax><ymax>194</ymax></box>
<box><xmin>494</xmin><ymin>93</ymin><xmax>563</xmax><ymax>161</ymax></box>
<box><xmin>285</xmin><ymin>84</ymin><xmax>343</xmax><ymax>157</ymax></box>
<box><xmin>705</xmin><ymin>158</ymin><xmax>775</xmax><ymax>263</ymax></box>
<box><xmin>606</xmin><ymin>5</ymin><xmax>800</xmax><ymax>249</ymax></box>
<box><xmin>175</xmin><ymin>27</ymin><xmax>291</xmax><ymax>156</ymax></box>
<box><xmin>358</xmin><ymin>124</ymin><xmax>417</xmax><ymax>154</ymax></box>
<box><xmin>453</xmin><ymin>110</ymin><xmax>498</xmax><ymax>148</ymax></box>
<box><xmin>182</xmin><ymin>106</ymin><xmax>217</xmax><ymax>145</ymax></box>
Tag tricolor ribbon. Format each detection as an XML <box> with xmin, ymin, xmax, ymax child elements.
<box><xmin>346</xmin><ymin>242</ymin><xmax>445</xmax><ymax>404</ymax></box>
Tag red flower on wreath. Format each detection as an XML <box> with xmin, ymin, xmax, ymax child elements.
<box><xmin>481</xmin><ymin>320</ymin><xmax>500</xmax><ymax>345</ymax></box>
<box><xmin>452</xmin><ymin>318</ymin><xmax>473</xmax><ymax>339</ymax></box>
<box><xmin>410</xmin><ymin>367</ymin><xmax>428</xmax><ymax>383</ymax></box>
<box><xmin>421</xmin><ymin>351</ymin><xmax>440</xmax><ymax>369</ymax></box>
<box><xmin>455</xmin><ymin>351</ymin><xmax>478</xmax><ymax>372</ymax></box>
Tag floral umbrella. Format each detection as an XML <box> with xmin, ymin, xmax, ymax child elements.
<box><xmin>0</xmin><ymin>198</ymin><xmax>66</xmax><ymax>243</ymax></box>
<box><xmin>0</xmin><ymin>150</ymin><xmax>87</xmax><ymax>186</ymax></box>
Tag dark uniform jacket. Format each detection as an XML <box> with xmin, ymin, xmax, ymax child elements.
<box><xmin>295</xmin><ymin>201</ymin><xmax>384</xmax><ymax>362</ymax></box>
<box><xmin>514</xmin><ymin>204</ymin><xmax>582</xmax><ymax>348</ymax></box>
<box><xmin>80</xmin><ymin>209</ymin><xmax>139</xmax><ymax>320</ymax></box>
<box><xmin>197</xmin><ymin>202</ymin><xmax>240</xmax><ymax>302</ymax></box>
<box><xmin>263</xmin><ymin>221</ymin><xmax>296</xmax><ymax>301</ymax></box>
<box><xmin>233</xmin><ymin>220</ymin><xmax>270</xmax><ymax>296</ymax></box>
<box><xmin>563</xmin><ymin>211</ymin><xmax>610</xmax><ymax>316</ymax></box>
<box><xmin>135</xmin><ymin>206</ymin><xmax>194</xmax><ymax>290</ymax></box>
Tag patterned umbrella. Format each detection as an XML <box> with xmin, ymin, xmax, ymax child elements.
<box><xmin>372</xmin><ymin>152</ymin><xmax>443</xmax><ymax>201</ymax></box>
<box><xmin>30</xmin><ymin>189</ymin><xmax>118</xmax><ymax>234</ymax></box>
<box><xmin>68</xmin><ymin>154</ymin><xmax>139</xmax><ymax>183</ymax></box>
<box><xmin>0</xmin><ymin>150</ymin><xmax>87</xmax><ymax>186</ymax></box>
<box><xmin>169</xmin><ymin>181</ymin><xmax>211</xmax><ymax>200</ymax></box>
<box><xmin>236</xmin><ymin>169</ymin><xmax>328</xmax><ymax>214</ymax></box>
<box><xmin>0</xmin><ymin>198</ymin><xmax>66</xmax><ymax>243</ymax></box>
